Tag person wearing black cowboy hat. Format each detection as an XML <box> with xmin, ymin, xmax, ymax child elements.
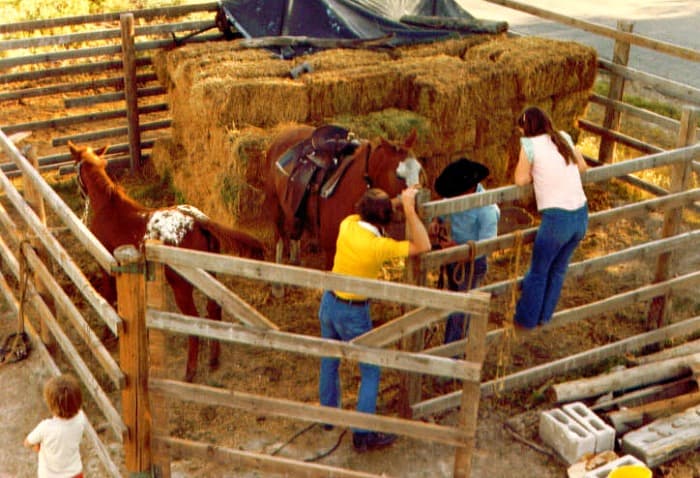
<box><xmin>431</xmin><ymin>157</ymin><xmax>500</xmax><ymax>345</ymax></box>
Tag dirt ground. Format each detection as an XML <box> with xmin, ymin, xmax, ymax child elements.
<box><xmin>0</xmin><ymin>316</ymin><xmax>112</xmax><ymax>478</ymax></box>
<box><xmin>1</xmin><ymin>79</ymin><xmax>699</xmax><ymax>477</ymax></box>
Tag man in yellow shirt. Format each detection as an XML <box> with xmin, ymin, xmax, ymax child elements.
<box><xmin>319</xmin><ymin>187</ymin><xmax>430</xmax><ymax>452</ymax></box>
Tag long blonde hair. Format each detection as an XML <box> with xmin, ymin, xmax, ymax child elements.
<box><xmin>518</xmin><ymin>106</ymin><xmax>576</xmax><ymax>165</ymax></box>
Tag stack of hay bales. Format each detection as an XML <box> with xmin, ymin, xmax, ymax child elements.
<box><xmin>151</xmin><ymin>34</ymin><xmax>596</xmax><ymax>230</ymax></box>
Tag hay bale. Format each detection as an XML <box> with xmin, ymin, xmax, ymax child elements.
<box><xmin>151</xmin><ymin>34</ymin><xmax>597</xmax><ymax>225</ymax></box>
<box><xmin>464</xmin><ymin>36</ymin><xmax>597</xmax><ymax>98</ymax></box>
<box><xmin>305</xmin><ymin>66</ymin><xmax>403</xmax><ymax>121</ymax></box>
<box><xmin>553</xmin><ymin>89</ymin><xmax>592</xmax><ymax>132</ymax></box>
<box><xmin>218</xmin><ymin>126</ymin><xmax>272</xmax><ymax>226</ymax></box>
<box><xmin>223</xmin><ymin>79</ymin><xmax>309</xmax><ymax>127</ymax></box>
<box><xmin>153</xmin><ymin>43</ymin><xmax>273</xmax><ymax>89</ymax></box>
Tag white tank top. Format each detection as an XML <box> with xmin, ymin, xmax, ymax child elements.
<box><xmin>521</xmin><ymin>132</ymin><xmax>587</xmax><ymax>211</ymax></box>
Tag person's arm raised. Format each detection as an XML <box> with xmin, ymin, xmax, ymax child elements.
<box><xmin>401</xmin><ymin>187</ymin><xmax>431</xmax><ymax>256</ymax></box>
<box><xmin>574</xmin><ymin>147</ymin><xmax>589</xmax><ymax>174</ymax></box>
<box><xmin>514</xmin><ymin>148</ymin><xmax>533</xmax><ymax>186</ymax></box>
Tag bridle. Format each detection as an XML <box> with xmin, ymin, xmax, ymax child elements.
<box><xmin>75</xmin><ymin>159</ymin><xmax>91</xmax><ymax>224</ymax></box>
<box><xmin>363</xmin><ymin>141</ymin><xmax>421</xmax><ymax>190</ymax></box>
<box><xmin>75</xmin><ymin>159</ymin><xmax>88</xmax><ymax>199</ymax></box>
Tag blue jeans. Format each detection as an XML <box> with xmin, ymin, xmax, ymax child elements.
<box><xmin>318</xmin><ymin>290</ymin><xmax>379</xmax><ymax>433</ymax></box>
<box><xmin>444</xmin><ymin>256</ymin><xmax>487</xmax><ymax>344</ymax></box>
<box><xmin>515</xmin><ymin>204</ymin><xmax>588</xmax><ymax>329</ymax></box>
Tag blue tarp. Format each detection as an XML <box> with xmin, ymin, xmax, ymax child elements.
<box><xmin>217</xmin><ymin>0</ymin><xmax>504</xmax><ymax>57</ymax></box>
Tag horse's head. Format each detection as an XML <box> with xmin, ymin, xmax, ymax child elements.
<box><xmin>68</xmin><ymin>141</ymin><xmax>109</xmax><ymax>198</ymax></box>
<box><xmin>367</xmin><ymin>129</ymin><xmax>422</xmax><ymax>196</ymax></box>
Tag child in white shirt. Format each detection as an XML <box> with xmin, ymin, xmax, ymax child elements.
<box><xmin>24</xmin><ymin>374</ymin><xmax>86</xmax><ymax>478</ymax></box>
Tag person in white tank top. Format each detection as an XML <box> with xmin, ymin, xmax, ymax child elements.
<box><xmin>513</xmin><ymin>106</ymin><xmax>589</xmax><ymax>329</ymax></box>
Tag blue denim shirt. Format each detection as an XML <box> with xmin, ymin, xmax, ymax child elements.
<box><xmin>442</xmin><ymin>184</ymin><xmax>500</xmax><ymax>253</ymax></box>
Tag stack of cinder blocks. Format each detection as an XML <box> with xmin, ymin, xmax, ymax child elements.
<box><xmin>539</xmin><ymin>401</ymin><xmax>616</xmax><ymax>464</ymax></box>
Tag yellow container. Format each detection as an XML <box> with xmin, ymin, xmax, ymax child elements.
<box><xmin>607</xmin><ymin>465</ymin><xmax>652</xmax><ymax>478</ymax></box>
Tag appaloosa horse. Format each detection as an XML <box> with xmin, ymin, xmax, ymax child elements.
<box><xmin>264</xmin><ymin>124</ymin><xmax>422</xmax><ymax>272</ymax></box>
<box><xmin>68</xmin><ymin>141</ymin><xmax>265</xmax><ymax>382</ymax></box>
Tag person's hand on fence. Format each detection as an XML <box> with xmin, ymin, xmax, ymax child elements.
<box><xmin>428</xmin><ymin>217</ymin><xmax>456</xmax><ymax>250</ymax></box>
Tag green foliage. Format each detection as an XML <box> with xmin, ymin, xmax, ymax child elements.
<box><xmin>592</xmin><ymin>79</ymin><xmax>609</xmax><ymax>97</ymax></box>
<box><xmin>593</xmin><ymin>79</ymin><xmax>682</xmax><ymax>120</ymax></box>
<box><xmin>219</xmin><ymin>175</ymin><xmax>240</xmax><ymax>208</ymax></box>
<box><xmin>331</xmin><ymin>109</ymin><xmax>431</xmax><ymax>142</ymax></box>
<box><xmin>127</xmin><ymin>169</ymin><xmax>179</xmax><ymax>206</ymax></box>
<box><xmin>624</xmin><ymin>94</ymin><xmax>681</xmax><ymax>120</ymax></box>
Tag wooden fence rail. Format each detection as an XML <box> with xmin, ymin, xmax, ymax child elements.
<box><xmin>0</xmin><ymin>131</ymin><xmax>125</xmax><ymax>474</ymax></box>
<box><xmin>598</xmin><ymin>59</ymin><xmax>700</xmax><ymax>107</ymax></box>
<box><xmin>0</xmin><ymin>265</ymin><xmax>122</xmax><ymax>477</ymax></box>
<box><xmin>138</xmin><ymin>243</ymin><xmax>491</xmax><ymax>478</ymax></box>
<box><xmin>0</xmin><ymin>2</ymin><xmax>220</xmax><ymax>174</ymax></box>
<box><xmin>0</xmin><ymin>130</ymin><xmax>117</xmax><ymax>295</ymax></box>
<box><xmin>414</xmin><ymin>314</ymin><xmax>700</xmax><ymax>418</ymax></box>
<box><xmin>484</xmin><ymin>0</ymin><xmax>700</xmax><ymax>62</ymax></box>
<box><xmin>0</xmin><ymin>212</ymin><xmax>126</xmax><ymax>438</ymax></box>
<box><xmin>0</xmin><ymin>2</ymin><xmax>219</xmax><ymax>33</ymax></box>
<box><xmin>154</xmin><ymin>435</ymin><xmax>383</xmax><ymax>478</ymax></box>
<box><xmin>147</xmin><ymin>309</ymin><xmax>481</xmax><ymax>381</ymax></box>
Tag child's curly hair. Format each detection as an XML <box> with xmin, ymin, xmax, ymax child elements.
<box><xmin>44</xmin><ymin>374</ymin><xmax>82</xmax><ymax>419</ymax></box>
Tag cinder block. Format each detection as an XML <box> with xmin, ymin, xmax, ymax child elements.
<box><xmin>563</xmin><ymin>401</ymin><xmax>616</xmax><ymax>453</ymax></box>
<box><xmin>622</xmin><ymin>404</ymin><xmax>700</xmax><ymax>467</ymax></box>
<box><xmin>540</xmin><ymin>408</ymin><xmax>596</xmax><ymax>464</ymax></box>
<box><xmin>582</xmin><ymin>454</ymin><xmax>646</xmax><ymax>478</ymax></box>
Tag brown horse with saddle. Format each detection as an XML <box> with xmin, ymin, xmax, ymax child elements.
<box><xmin>264</xmin><ymin>124</ymin><xmax>423</xmax><ymax>276</ymax></box>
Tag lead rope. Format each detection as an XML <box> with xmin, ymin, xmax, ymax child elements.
<box><xmin>75</xmin><ymin>160</ymin><xmax>90</xmax><ymax>225</ymax></box>
<box><xmin>81</xmin><ymin>198</ymin><xmax>90</xmax><ymax>225</ymax></box>
<box><xmin>451</xmin><ymin>240</ymin><xmax>476</xmax><ymax>291</ymax></box>
<box><xmin>1</xmin><ymin>239</ymin><xmax>31</xmax><ymax>365</ymax></box>
<box><xmin>494</xmin><ymin>230</ymin><xmax>523</xmax><ymax>399</ymax></box>
<box><xmin>450</xmin><ymin>241</ymin><xmax>476</xmax><ymax>340</ymax></box>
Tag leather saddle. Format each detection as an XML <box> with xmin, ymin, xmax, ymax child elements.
<box><xmin>276</xmin><ymin>125</ymin><xmax>359</xmax><ymax>236</ymax></box>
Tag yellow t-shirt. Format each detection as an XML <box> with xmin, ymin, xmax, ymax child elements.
<box><xmin>332</xmin><ymin>214</ymin><xmax>410</xmax><ymax>300</ymax></box>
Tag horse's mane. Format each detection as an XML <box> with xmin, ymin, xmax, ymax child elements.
<box><xmin>89</xmin><ymin>163</ymin><xmax>150</xmax><ymax>212</ymax></box>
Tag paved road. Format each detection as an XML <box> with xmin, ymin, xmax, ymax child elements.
<box><xmin>457</xmin><ymin>0</ymin><xmax>700</xmax><ymax>89</ymax></box>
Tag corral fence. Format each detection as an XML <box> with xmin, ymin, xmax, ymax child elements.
<box><xmin>0</xmin><ymin>128</ymin><xmax>491</xmax><ymax>477</ymax></box>
<box><xmin>1</xmin><ymin>1</ymin><xmax>699</xmax><ymax>477</ymax></box>
<box><xmin>0</xmin><ymin>2</ymin><xmax>223</xmax><ymax>176</ymax></box>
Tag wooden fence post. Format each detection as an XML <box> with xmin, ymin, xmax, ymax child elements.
<box><xmin>115</xmin><ymin>245</ymin><xmax>151</xmax><ymax>476</ymax></box>
<box><xmin>647</xmin><ymin>105</ymin><xmax>698</xmax><ymax>328</ymax></box>
<box><xmin>598</xmin><ymin>20</ymin><xmax>634</xmax><ymax>163</ymax></box>
<box><xmin>399</xmin><ymin>188</ymin><xmax>430</xmax><ymax>417</ymax></box>
<box><xmin>120</xmin><ymin>13</ymin><xmax>142</xmax><ymax>171</ymax></box>
<box><xmin>145</xmin><ymin>240</ymin><xmax>171</xmax><ymax>478</ymax></box>
<box><xmin>453</xmin><ymin>297</ymin><xmax>489</xmax><ymax>478</ymax></box>
<box><xmin>21</xmin><ymin>143</ymin><xmax>54</xmax><ymax>351</ymax></box>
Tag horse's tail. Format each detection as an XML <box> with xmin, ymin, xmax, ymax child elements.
<box><xmin>199</xmin><ymin>220</ymin><xmax>266</xmax><ymax>260</ymax></box>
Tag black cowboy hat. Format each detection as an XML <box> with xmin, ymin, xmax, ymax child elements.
<box><xmin>434</xmin><ymin>157</ymin><xmax>490</xmax><ymax>198</ymax></box>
